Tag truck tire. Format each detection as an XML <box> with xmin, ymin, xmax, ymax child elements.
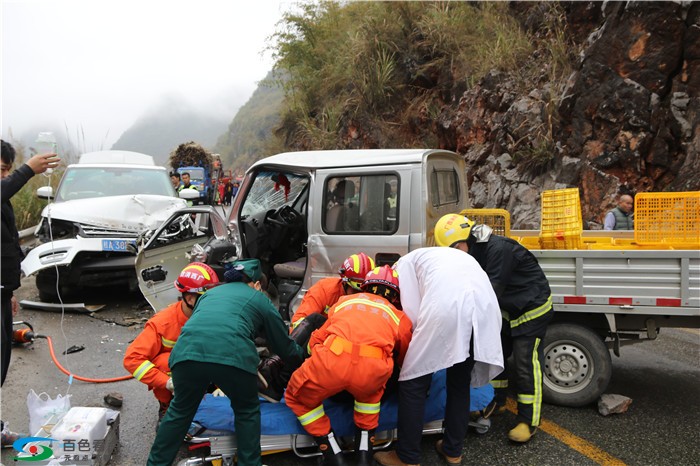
<box><xmin>542</xmin><ymin>323</ymin><xmax>612</xmax><ymax>407</ymax></box>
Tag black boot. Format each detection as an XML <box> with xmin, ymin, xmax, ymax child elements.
<box><xmin>354</xmin><ymin>427</ymin><xmax>375</xmax><ymax>466</ymax></box>
<box><xmin>258</xmin><ymin>356</ymin><xmax>287</xmax><ymax>402</ymax></box>
<box><xmin>314</xmin><ymin>431</ymin><xmax>346</xmax><ymax>466</ymax></box>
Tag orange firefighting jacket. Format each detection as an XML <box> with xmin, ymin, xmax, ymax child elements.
<box><xmin>123</xmin><ymin>301</ymin><xmax>189</xmax><ymax>391</ymax></box>
<box><xmin>308</xmin><ymin>292</ymin><xmax>412</xmax><ymax>366</ymax></box>
<box><xmin>290</xmin><ymin>277</ymin><xmax>345</xmax><ymax>330</ymax></box>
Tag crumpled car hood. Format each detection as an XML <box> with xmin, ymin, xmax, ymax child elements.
<box><xmin>42</xmin><ymin>195</ymin><xmax>187</xmax><ymax>232</ymax></box>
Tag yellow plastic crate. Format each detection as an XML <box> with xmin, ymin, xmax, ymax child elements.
<box><xmin>460</xmin><ymin>208</ymin><xmax>511</xmax><ymax>237</ymax></box>
<box><xmin>634</xmin><ymin>191</ymin><xmax>700</xmax><ymax>247</ymax></box>
<box><xmin>539</xmin><ymin>188</ymin><xmax>583</xmax><ymax>249</ymax></box>
<box><xmin>514</xmin><ymin>235</ymin><xmax>542</xmax><ymax>250</ymax></box>
<box><xmin>539</xmin><ymin>231</ymin><xmax>582</xmax><ymax>249</ymax></box>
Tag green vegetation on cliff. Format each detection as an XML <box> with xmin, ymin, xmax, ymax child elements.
<box><xmin>218</xmin><ymin>1</ymin><xmax>573</xmax><ymax>171</ymax></box>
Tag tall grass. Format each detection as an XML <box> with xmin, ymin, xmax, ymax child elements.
<box><xmin>11</xmin><ymin>174</ymin><xmax>59</xmax><ymax>230</ymax></box>
<box><xmin>8</xmin><ymin>138</ymin><xmax>64</xmax><ymax>230</ymax></box>
<box><xmin>269</xmin><ymin>1</ymin><xmax>540</xmax><ymax>149</ymax></box>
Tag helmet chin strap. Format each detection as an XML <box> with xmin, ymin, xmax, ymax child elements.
<box><xmin>182</xmin><ymin>293</ymin><xmax>199</xmax><ymax>310</ymax></box>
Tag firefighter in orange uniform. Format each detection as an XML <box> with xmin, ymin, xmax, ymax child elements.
<box><xmin>123</xmin><ymin>263</ymin><xmax>219</xmax><ymax>424</ymax></box>
<box><xmin>285</xmin><ymin>266</ymin><xmax>412</xmax><ymax>466</ymax></box>
<box><xmin>290</xmin><ymin>252</ymin><xmax>375</xmax><ymax>331</ymax></box>
<box><xmin>257</xmin><ymin>253</ymin><xmax>377</xmax><ymax>402</ymax></box>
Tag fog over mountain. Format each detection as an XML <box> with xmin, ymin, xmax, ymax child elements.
<box><xmin>111</xmin><ymin>92</ymin><xmax>241</xmax><ymax>166</ymax></box>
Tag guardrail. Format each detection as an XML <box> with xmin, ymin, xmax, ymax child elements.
<box><xmin>19</xmin><ymin>225</ymin><xmax>37</xmax><ymax>248</ymax></box>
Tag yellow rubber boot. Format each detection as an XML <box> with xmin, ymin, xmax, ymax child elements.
<box><xmin>508</xmin><ymin>423</ymin><xmax>537</xmax><ymax>443</ymax></box>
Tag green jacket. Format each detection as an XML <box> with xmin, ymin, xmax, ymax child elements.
<box><xmin>169</xmin><ymin>282</ymin><xmax>303</xmax><ymax>374</ymax></box>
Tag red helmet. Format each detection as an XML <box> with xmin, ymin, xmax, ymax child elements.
<box><xmin>361</xmin><ymin>265</ymin><xmax>400</xmax><ymax>297</ymax></box>
<box><xmin>175</xmin><ymin>262</ymin><xmax>219</xmax><ymax>294</ymax></box>
<box><xmin>339</xmin><ymin>253</ymin><xmax>375</xmax><ymax>291</ymax></box>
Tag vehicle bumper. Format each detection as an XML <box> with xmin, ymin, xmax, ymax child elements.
<box><xmin>21</xmin><ymin>238</ymin><xmax>136</xmax><ymax>277</ymax></box>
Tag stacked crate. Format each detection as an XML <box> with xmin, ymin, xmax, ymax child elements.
<box><xmin>539</xmin><ymin>188</ymin><xmax>583</xmax><ymax>249</ymax></box>
<box><xmin>634</xmin><ymin>191</ymin><xmax>700</xmax><ymax>248</ymax></box>
<box><xmin>460</xmin><ymin>208</ymin><xmax>511</xmax><ymax>237</ymax></box>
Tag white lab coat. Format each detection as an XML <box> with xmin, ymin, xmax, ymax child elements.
<box><xmin>395</xmin><ymin>247</ymin><xmax>504</xmax><ymax>385</ymax></box>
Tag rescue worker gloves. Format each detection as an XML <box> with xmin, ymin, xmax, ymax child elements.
<box><xmin>166</xmin><ymin>378</ymin><xmax>174</xmax><ymax>393</ymax></box>
<box><xmin>175</xmin><ymin>262</ymin><xmax>220</xmax><ymax>294</ymax></box>
<box><xmin>434</xmin><ymin>213</ymin><xmax>475</xmax><ymax>248</ymax></box>
<box><xmin>339</xmin><ymin>253</ymin><xmax>375</xmax><ymax>291</ymax></box>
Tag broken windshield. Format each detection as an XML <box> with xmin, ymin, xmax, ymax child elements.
<box><xmin>241</xmin><ymin>171</ymin><xmax>309</xmax><ymax>218</ymax></box>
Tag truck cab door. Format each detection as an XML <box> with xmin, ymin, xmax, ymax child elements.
<box><xmin>308</xmin><ymin>166</ymin><xmax>412</xmax><ymax>286</ymax></box>
<box><xmin>135</xmin><ymin>206</ymin><xmax>231</xmax><ymax>310</ymax></box>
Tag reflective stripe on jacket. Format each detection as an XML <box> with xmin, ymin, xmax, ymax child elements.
<box><xmin>123</xmin><ymin>300</ymin><xmax>189</xmax><ymax>390</ymax></box>
<box><xmin>290</xmin><ymin>277</ymin><xmax>345</xmax><ymax>330</ymax></box>
<box><xmin>307</xmin><ymin>293</ymin><xmax>412</xmax><ymax>366</ymax></box>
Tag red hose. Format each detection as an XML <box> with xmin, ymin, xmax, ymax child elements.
<box><xmin>44</xmin><ymin>335</ymin><xmax>134</xmax><ymax>383</ymax></box>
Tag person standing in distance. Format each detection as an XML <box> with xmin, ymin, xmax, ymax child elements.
<box><xmin>434</xmin><ymin>213</ymin><xmax>553</xmax><ymax>443</ymax></box>
<box><xmin>604</xmin><ymin>193</ymin><xmax>634</xmax><ymax>230</ymax></box>
<box><xmin>1</xmin><ymin>140</ymin><xmax>59</xmax><ymax>445</ymax></box>
<box><xmin>170</xmin><ymin>172</ymin><xmax>181</xmax><ymax>190</ymax></box>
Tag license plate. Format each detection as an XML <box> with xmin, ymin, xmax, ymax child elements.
<box><xmin>102</xmin><ymin>239</ymin><xmax>135</xmax><ymax>252</ymax></box>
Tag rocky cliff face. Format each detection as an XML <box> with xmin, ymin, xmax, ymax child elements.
<box><xmin>439</xmin><ymin>1</ymin><xmax>698</xmax><ymax>229</ymax></box>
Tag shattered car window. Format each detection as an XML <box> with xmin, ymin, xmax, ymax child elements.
<box><xmin>241</xmin><ymin>171</ymin><xmax>309</xmax><ymax>218</ymax></box>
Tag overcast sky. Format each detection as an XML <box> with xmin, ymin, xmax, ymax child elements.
<box><xmin>1</xmin><ymin>0</ymin><xmax>291</xmax><ymax>151</ymax></box>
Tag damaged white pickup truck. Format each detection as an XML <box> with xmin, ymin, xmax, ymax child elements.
<box><xmin>21</xmin><ymin>150</ymin><xmax>189</xmax><ymax>302</ymax></box>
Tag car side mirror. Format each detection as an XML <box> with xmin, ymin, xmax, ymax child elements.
<box><xmin>37</xmin><ymin>186</ymin><xmax>53</xmax><ymax>200</ymax></box>
<box><xmin>179</xmin><ymin>189</ymin><xmax>199</xmax><ymax>200</ymax></box>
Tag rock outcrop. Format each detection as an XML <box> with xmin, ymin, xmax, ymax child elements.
<box><xmin>441</xmin><ymin>1</ymin><xmax>699</xmax><ymax>228</ymax></box>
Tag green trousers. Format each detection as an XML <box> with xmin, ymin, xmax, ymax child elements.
<box><xmin>147</xmin><ymin>361</ymin><xmax>260</xmax><ymax>466</ymax></box>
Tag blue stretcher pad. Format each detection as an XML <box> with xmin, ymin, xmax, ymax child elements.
<box><xmin>194</xmin><ymin>370</ymin><xmax>494</xmax><ymax>438</ymax></box>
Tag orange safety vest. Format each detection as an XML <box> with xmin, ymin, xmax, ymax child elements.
<box><xmin>290</xmin><ymin>277</ymin><xmax>345</xmax><ymax>330</ymax></box>
<box><xmin>308</xmin><ymin>292</ymin><xmax>412</xmax><ymax>366</ymax></box>
<box><xmin>123</xmin><ymin>301</ymin><xmax>189</xmax><ymax>391</ymax></box>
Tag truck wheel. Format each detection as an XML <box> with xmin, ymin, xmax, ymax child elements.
<box><xmin>36</xmin><ymin>269</ymin><xmax>71</xmax><ymax>303</ymax></box>
<box><xmin>542</xmin><ymin>323</ymin><xmax>612</xmax><ymax>407</ymax></box>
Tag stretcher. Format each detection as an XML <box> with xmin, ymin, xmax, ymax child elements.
<box><xmin>179</xmin><ymin>370</ymin><xmax>494</xmax><ymax>466</ymax></box>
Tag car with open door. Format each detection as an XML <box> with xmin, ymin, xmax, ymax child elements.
<box><xmin>135</xmin><ymin>149</ymin><xmax>467</xmax><ymax>318</ymax></box>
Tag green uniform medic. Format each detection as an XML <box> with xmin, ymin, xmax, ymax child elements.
<box><xmin>147</xmin><ymin>259</ymin><xmax>304</xmax><ymax>466</ymax></box>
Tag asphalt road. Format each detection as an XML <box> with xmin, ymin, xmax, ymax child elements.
<box><xmin>2</xmin><ymin>277</ymin><xmax>699</xmax><ymax>466</ymax></box>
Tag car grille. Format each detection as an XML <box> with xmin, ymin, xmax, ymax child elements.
<box><xmin>78</xmin><ymin>223</ymin><xmax>142</xmax><ymax>238</ymax></box>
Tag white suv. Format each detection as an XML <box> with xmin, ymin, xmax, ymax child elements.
<box><xmin>22</xmin><ymin>150</ymin><xmax>188</xmax><ymax>301</ymax></box>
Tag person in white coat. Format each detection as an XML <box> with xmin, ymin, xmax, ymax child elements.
<box><xmin>374</xmin><ymin>247</ymin><xmax>503</xmax><ymax>466</ymax></box>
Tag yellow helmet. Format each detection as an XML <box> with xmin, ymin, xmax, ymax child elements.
<box><xmin>434</xmin><ymin>214</ymin><xmax>475</xmax><ymax>247</ymax></box>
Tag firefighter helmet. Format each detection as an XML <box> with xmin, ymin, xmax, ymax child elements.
<box><xmin>434</xmin><ymin>214</ymin><xmax>476</xmax><ymax>247</ymax></box>
<box><xmin>175</xmin><ymin>262</ymin><xmax>219</xmax><ymax>294</ymax></box>
<box><xmin>339</xmin><ymin>252</ymin><xmax>375</xmax><ymax>291</ymax></box>
<box><xmin>361</xmin><ymin>265</ymin><xmax>400</xmax><ymax>302</ymax></box>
